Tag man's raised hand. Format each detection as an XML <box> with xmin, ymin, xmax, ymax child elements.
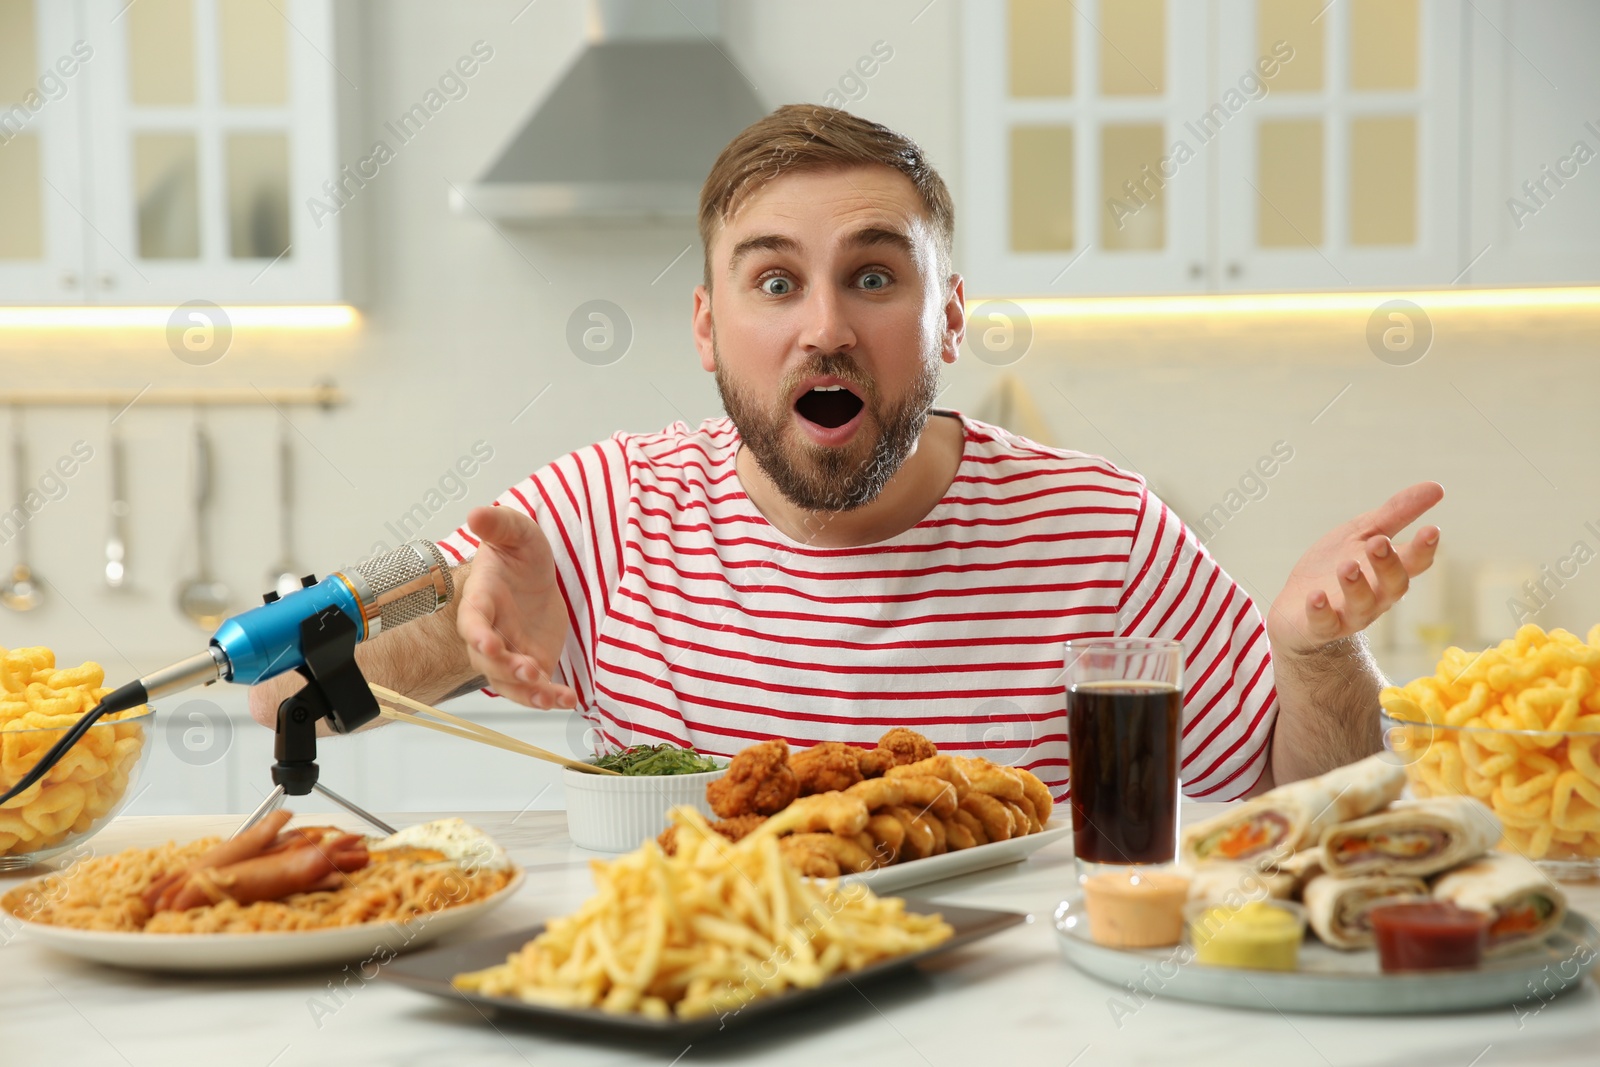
<box><xmin>1267</xmin><ymin>482</ymin><xmax>1444</xmax><ymax>656</ymax></box>
<box><xmin>455</xmin><ymin>505</ymin><xmax>576</xmax><ymax>710</ymax></box>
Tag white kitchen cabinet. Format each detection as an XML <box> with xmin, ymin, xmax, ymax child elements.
<box><xmin>1213</xmin><ymin>0</ymin><xmax>1464</xmax><ymax>290</ymax></box>
<box><xmin>0</xmin><ymin>0</ymin><xmax>90</xmax><ymax>302</ymax></box>
<box><xmin>962</xmin><ymin>0</ymin><xmax>1491</xmax><ymax>294</ymax></box>
<box><xmin>962</xmin><ymin>0</ymin><xmax>1211</xmax><ymax>295</ymax></box>
<box><xmin>1461</xmin><ymin>0</ymin><xmax>1600</xmax><ymax>286</ymax></box>
<box><xmin>0</xmin><ymin>0</ymin><xmax>345</xmax><ymax>306</ymax></box>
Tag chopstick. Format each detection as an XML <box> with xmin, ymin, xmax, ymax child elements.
<box><xmin>368</xmin><ymin>683</ymin><xmax>621</xmax><ymax>776</ymax></box>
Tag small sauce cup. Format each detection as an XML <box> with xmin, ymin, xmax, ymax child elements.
<box><xmin>1185</xmin><ymin>899</ymin><xmax>1305</xmax><ymax>971</ymax></box>
<box><xmin>1369</xmin><ymin>900</ymin><xmax>1489</xmax><ymax>972</ymax></box>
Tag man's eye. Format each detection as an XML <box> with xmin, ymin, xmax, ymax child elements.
<box><xmin>759</xmin><ymin>276</ymin><xmax>794</xmax><ymax>296</ymax></box>
<box><xmin>858</xmin><ymin>271</ymin><xmax>890</xmax><ymax>290</ymax></box>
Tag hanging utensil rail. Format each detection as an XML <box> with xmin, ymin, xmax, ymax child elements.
<box><xmin>0</xmin><ymin>385</ymin><xmax>345</xmax><ymax>409</ymax></box>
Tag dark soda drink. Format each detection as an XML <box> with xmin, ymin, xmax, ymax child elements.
<box><xmin>1067</xmin><ymin>679</ymin><xmax>1182</xmax><ymax>864</ymax></box>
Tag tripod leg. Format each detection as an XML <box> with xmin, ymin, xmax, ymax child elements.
<box><xmin>233</xmin><ymin>784</ymin><xmax>288</xmax><ymax>839</ymax></box>
<box><xmin>313</xmin><ymin>782</ymin><xmax>397</xmax><ymax>835</ymax></box>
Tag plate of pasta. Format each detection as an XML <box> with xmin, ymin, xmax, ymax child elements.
<box><xmin>0</xmin><ymin>814</ymin><xmax>524</xmax><ymax>972</ymax></box>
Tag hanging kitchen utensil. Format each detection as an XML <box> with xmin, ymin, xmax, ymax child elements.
<box><xmin>268</xmin><ymin>421</ymin><xmax>302</xmax><ymax>600</ymax></box>
<box><xmin>104</xmin><ymin>418</ymin><xmax>130</xmax><ymax>590</ymax></box>
<box><xmin>175</xmin><ymin>416</ymin><xmax>231</xmax><ymax>628</ymax></box>
<box><xmin>1</xmin><ymin>413</ymin><xmax>42</xmax><ymax>611</ymax></box>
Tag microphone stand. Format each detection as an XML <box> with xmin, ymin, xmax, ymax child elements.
<box><xmin>234</xmin><ymin>603</ymin><xmax>396</xmax><ymax>838</ymax></box>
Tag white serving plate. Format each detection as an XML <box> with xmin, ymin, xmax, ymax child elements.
<box><xmin>1053</xmin><ymin>893</ymin><xmax>1600</xmax><ymax>1014</ymax></box>
<box><xmin>840</xmin><ymin>823</ymin><xmax>1070</xmax><ymax>894</ymax></box>
<box><xmin>7</xmin><ymin>868</ymin><xmax>525</xmax><ymax>974</ymax></box>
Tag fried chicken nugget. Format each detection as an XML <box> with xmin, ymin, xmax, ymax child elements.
<box><xmin>762</xmin><ymin>792</ymin><xmax>870</xmax><ymax>837</ymax></box>
<box><xmin>923</xmin><ymin>811</ymin><xmax>948</xmax><ymax>854</ymax></box>
<box><xmin>845</xmin><ymin>775</ymin><xmax>958</xmax><ymax>820</ymax></box>
<box><xmin>790</xmin><ymin>741</ymin><xmax>865</xmax><ymax>796</ymax></box>
<box><xmin>887</xmin><ymin>755</ymin><xmax>972</xmax><ymax>799</ymax></box>
<box><xmin>883</xmin><ymin>805</ymin><xmax>938</xmax><ymax>860</ymax></box>
<box><xmin>863</xmin><ymin>812</ymin><xmax>906</xmax><ymax>865</ymax></box>
<box><xmin>706</xmin><ymin>739</ymin><xmax>799</xmax><ymax>818</ymax></box>
<box><xmin>879</xmin><ymin>727</ymin><xmax>938</xmax><ymax>765</ymax></box>
<box><xmin>779</xmin><ymin>832</ymin><xmax>879</xmax><ymax>876</ymax></box>
<box><xmin>890</xmin><ymin>775</ymin><xmax>959</xmax><ymax>819</ymax></box>
<box><xmin>1002</xmin><ymin>798</ymin><xmax>1042</xmax><ymax>836</ymax></box>
<box><xmin>960</xmin><ymin>792</ymin><xmax>1015</xmax><ymax>842</ymax></box>
<box><xmin>949</xmin><ymin>757</ymin><xmax>1027</xmax><ymax>804</ymax></box>
<box><xmin>858</xmin><ymin>728</ymin><xmax>938</xmax><ymax>777</ymax></box>
<box><xmin>941</xmin><ymin>816</ymin><xmax>977</xmax><ymax>851</ymax></box>
<box><xmin>1013</xmin><ymin>768</ymin><xmax>1056</xmax><ymax>825</ymax></box>
<box><xmin>778</xmin><ymin>836</ymin><xmax>841</xmax><ymax>878</ymax></box>
<box><xmin>656</xmin><ymin>814</ymin><xmax>768</xmax><ymax>855</ymax></box>
<box><xmin>845</xmin><ymin>777</ymin><xmax>901</xmax><ymax>810</ymax></box>
<box><xmin>952</xmin><ymin>808</ymin><xmax>990</xmax><ymax>846</ymax></box>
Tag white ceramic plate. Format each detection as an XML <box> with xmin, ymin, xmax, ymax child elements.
<box><xmin>1053</xmin><ymin>893</ymin><xmax>1600</xmax><ymax>1014</ymax></box>
<box><xmin>7</xmin><ymin>868</ymin><xmax>525</xmax><ymax>974</ymax></box>
<box><xmin>839</xmin><ymin>823</ymin><xmax>1070</xmax><ymax>894</ymax></box>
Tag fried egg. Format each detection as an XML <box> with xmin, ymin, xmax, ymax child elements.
<box><xmin>371</xmin><ymin>818</ymin><xmax>511</xmax><ymax>871</ymax></box>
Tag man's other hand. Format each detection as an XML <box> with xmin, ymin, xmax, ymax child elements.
<box><xmin>1268</xmin><ymin>482</ymin><xmax>1444</xmax><ymax>656</ymax></box>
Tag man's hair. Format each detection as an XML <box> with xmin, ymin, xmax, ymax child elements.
<box><xmin>697</xmin><ymin>104</ymin><xmax>955</xmax><ymax>288</ymax></box>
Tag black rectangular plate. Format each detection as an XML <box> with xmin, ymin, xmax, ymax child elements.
<box><xmin>381</xmin><ymin>898</ymin><xmax>1025</xmax><ymax>1039</ymax></box>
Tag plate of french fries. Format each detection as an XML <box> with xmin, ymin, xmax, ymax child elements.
<box><xmin>381</xmin><ymin>808</ymin><xmax>1025</xmax><ymax>1036</ymax></box>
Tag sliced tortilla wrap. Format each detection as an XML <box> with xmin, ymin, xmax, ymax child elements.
<box><xmin>1303</xmin><ymin>872</ymin><xmax>1428</xmax><ymax>950</ymax></box>
<box><xmin>1432</xmin><ymin>850</ymin><xmax>1569</xmax><ymax>956</ymax></box>
<box><xmin>1183</xmin><ymin>862</ymin><xmax>1295</xmax><ymax>906</ymax></box>
<box><xmin>1181</xmin><ymin>754</ymin><xmax>1407</xmax><ymax>867</ymax></box>
<box><xmin>1320</xmin><ymin>796</ymin><xmax>1501</xmax><ymax>878</ymax></box>
<box><xmin>1267</xmin><ymin>846</ymin><xmax>1325</xmax><ymax>900</ymax></box>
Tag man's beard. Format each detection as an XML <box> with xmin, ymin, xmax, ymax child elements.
<box><xmin>714</xmin><ymin>340</ymin><xmax>941</xmax><ymax>514</ymax></box>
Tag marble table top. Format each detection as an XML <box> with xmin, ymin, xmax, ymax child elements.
<box><xmin>4</xmin><ymin>806</ymin><xmax>1599</xmax><ymax>1067</ymax></box>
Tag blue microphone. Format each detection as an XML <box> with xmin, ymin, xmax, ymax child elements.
<box><xmin>213</xmin><ymin>540</ymin><xmax>454</xmax><ymax>685</ymax></box>
<box><xmin>0</xmin><ymin>542</ymin><xmax>454</xmax><ymax>805</ymax></box>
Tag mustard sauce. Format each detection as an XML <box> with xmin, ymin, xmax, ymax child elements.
<box><xmin>1189</xmin><ymin>900</ymin><xmax>1304</xmax><ymax>970</ymax></box>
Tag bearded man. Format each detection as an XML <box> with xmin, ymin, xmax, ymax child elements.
<box><xmin>250</xmin><ymin>105</ymin><xmax>1442</xmax><ymax>801</ymax></box>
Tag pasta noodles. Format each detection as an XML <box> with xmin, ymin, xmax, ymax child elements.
<box><xmin>1380</xmin><ymin>623</ymin><xmax>1600</xmax><ymax>861</ymax></box>
<box><xmin>1</xmin><ymin>646</ymin><xmax>148</xmax><ymax>857</ymax></box>
<box><xmin>3</xmin><ymin>834</ymin><xmax>514</xmax><ymax>933</ymax></box>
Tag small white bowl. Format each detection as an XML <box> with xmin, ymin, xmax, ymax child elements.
<box><xmin>562</xmin><ymin>766</ymin><xmax>725</xmax><ymax>852</ymax></box>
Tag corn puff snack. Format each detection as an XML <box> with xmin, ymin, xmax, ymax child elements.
<box><xmin>1380</xmin><ymin>624</ymin><xmax>1600</xmax><ymax>861</ymax></box>
<box><xmin>0</xmin><ymin>647</ymin><xmax>148</xmax><ymax>857</ymax></box>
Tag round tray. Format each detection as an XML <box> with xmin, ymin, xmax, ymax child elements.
<box><xmin>1053</xmin><ymin>894</ymin><xmax>1599</xmax><ymax>1015</ymax></box>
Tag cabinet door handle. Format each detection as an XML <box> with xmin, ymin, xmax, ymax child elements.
<box><xmin>1188</xmin><ymin>262</ymin><xmax>1204</xmax><ymax>280</ymax></box>
<box><xmin>60</xmin><ymin>270</ymin><xmax>78</xmax><ymax>290</ymax></box>
<box><xmin>98</xmin><ymin>271</ymin><xmax>116</xmax><ymax>291</ymax></box>
<box><xmin>1226</xmin><ymin>262</ymin><xmax>1243</xmax><ymax>279</ymax></box>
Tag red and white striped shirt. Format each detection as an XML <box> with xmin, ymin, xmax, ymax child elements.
<box><xmin>437</xmin><ymin>413</ymin><xmax>1278</xmax><ymax>801</ymax></box>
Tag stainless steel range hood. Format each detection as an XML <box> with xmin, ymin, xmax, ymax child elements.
<box><xmin>452</xmin><ymin>0</ymin><xmax>767</xmax><ymax>223</ymax></box>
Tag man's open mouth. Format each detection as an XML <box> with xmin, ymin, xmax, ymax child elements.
<box><xmin>794</xmin><ymin>384</ymin><xmax>865</xmax><ymax>429</ymax></box>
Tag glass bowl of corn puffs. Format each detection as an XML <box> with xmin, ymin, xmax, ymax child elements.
<box><xmin>1380</xmin><ymin>623</ymin><xmax>1600</xmax><ymax>882</ymax></box>
<box><xmin>1</xmin><ymin>648</ymin><xmax>154</xmax><ymax>870</ymax></box>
